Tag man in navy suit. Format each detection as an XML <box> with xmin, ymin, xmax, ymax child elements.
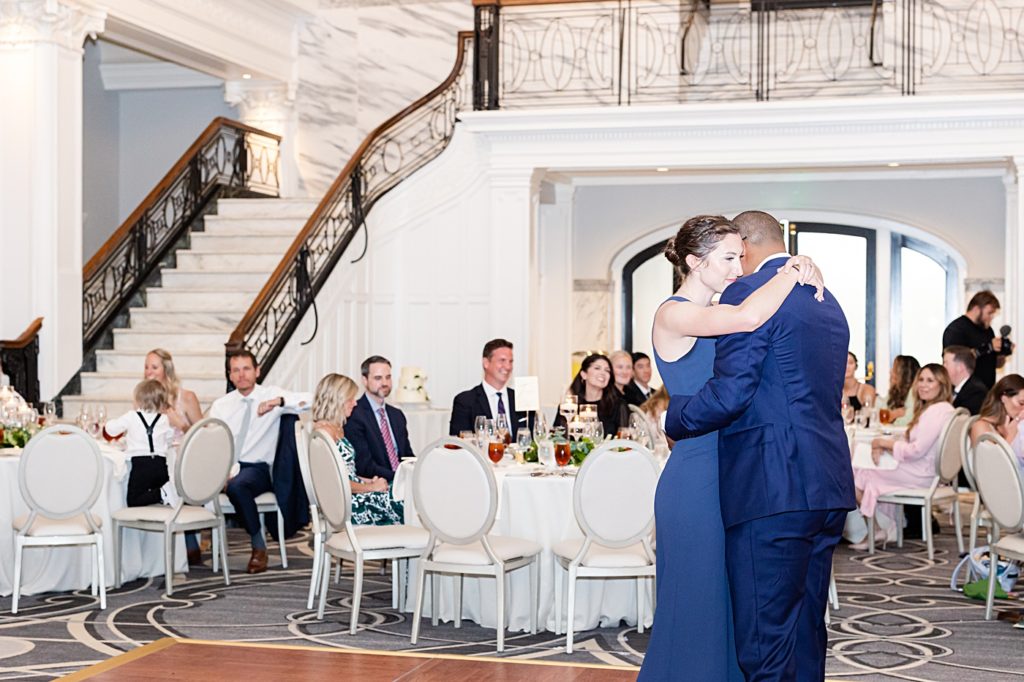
<box><xmin>449</xmin><ymin>338</ymin><xmax>534</xmax><ymax>437</ymax></box>
<box><xmin>346</xmin><ymin>356</ymin><xmax>415</xmax><ymax>482</ymax></box>
<box><xmin>665</xmin><ymin>211</ymin><xmax>856</xmax><ymax>681</ymax></box>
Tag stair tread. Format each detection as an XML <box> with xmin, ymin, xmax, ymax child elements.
<box><xmin>96</xmin><ymin>349</ymin><xmax>224</xmax><ymax>356</ymax></box>
<box><xmin>80</xmin><ymin>371</ymin><xmax>225</xmax><ymax>378</ymax></box>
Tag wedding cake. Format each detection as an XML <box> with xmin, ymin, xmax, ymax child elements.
<box><xmin>394</xmin><ymin>366</ymin><xmax>430</xmax><ymax>404</ymax></box>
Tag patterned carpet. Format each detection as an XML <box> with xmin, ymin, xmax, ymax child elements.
<box><xmin>1</xmin><ymin>514</ymin><xmax>1022</xmax><ymax>681</ymax></box>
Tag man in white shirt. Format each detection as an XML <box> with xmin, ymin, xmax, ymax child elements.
<box><xmin>448</xmin><ymin>339</ymin><xmax>534</xmax><ymax>437</ymax></box>
<box><xmin>209</xmin><ymin>350</ymin><xmax>311</xmax><ymax>574</ymax></box>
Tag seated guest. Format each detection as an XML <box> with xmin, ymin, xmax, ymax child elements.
<box><xmin>852</xmin><ymin>364</ymin><xmax>955</xmax><ymax>550</ymax></box>
<box><xmin>886</xmin><ymin>354</ymin><xmax>921</xmax><ymax>426</ymax></box>
<box><xmin>609</xmin><ymin>350</ymin><xmax>642</xmax><ymax>407</ymax></box>
<box><xmin>209</xmin><ymin>350</ymin><xmax>311</xmax><ymax>574</ymax></box>
<box><xmin>104</xmin><ymin>379</ymin><xmax>176</xmax><ymax>508</ymax></box>
<box><xmin>943</xmin><ymin>345</ymin><xmax>987</xmax><ymax>415</ymax></box>
<box><xmin>969</xmin><ymin>375</ymin><xmax>1024</xmax><ymax>465</ymax></box>
<box><xmin>553</xmin><ymin>354</ymin><xmax>629</xmax><ymax>438</ymax></box>
<box><xmin>843</xmin><ymin>351</ymin><xmax>877</xmax><ymax>412</ymax></box>
<box><xmin>449</xmin><ymin>338</ymin><xmax>533</xmax><ymax>436</ymax></box>
<box><xmin>313</xmin><ymin>373</ymin><xmax>403</xmax><ymax>525</ymax></box>
<box><xmin>638</xmin><ymin>385</ymin><xmax>670</xmax><ymax>455</ymax></box>
<box><xmin>143</xmin><ymin>348</ymin><xmax>202</xmax><ymax>436</ymax></box>
<box><xmin>346</xmin><ymin>356</ymin><xmax>414</xmax><ymax>483</ymax></box>
<box><xmin>629</xmin><ymin>351</ymin><xmax>657</xmax><ymax>404</ymax></box>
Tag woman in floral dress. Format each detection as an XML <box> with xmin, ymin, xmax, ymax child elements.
<box><xmin>312</xmin><ymin>373</ymin><xmax>403</xmax><ymax>525</ymax></box>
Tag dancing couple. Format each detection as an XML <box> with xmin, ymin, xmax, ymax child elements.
<box><xmin>638</xmin><ymin>211</ymin><xmax>856</xmax><ymax>681</ymax></box>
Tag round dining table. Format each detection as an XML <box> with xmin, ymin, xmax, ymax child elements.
<box><xmin>390</xmin><ymin>455</ymin><xmax>657</xmax><ymax>635</ymax></box>
<box><xmin>0</xmin><ymin>439</ymin><xmax>186</xmax><ymax>598</ymax></box>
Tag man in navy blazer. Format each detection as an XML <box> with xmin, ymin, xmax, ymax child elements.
<box><xmin>346</xmin><ymin>356</ymin><xmax>414</xmax><ymax>482</ymax></box>
<box><xmin>665</xmin><ymin>211</ymin><xmax>856</xmax><ymax>681</ymax></box>
<box><xmin>449</xmin><ymin>338</ymin><xmax>534</xmax><ymax>437</ymax></box>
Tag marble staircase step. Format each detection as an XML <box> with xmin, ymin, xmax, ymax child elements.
<box><xmin>113</xmin><ymin>328</ymin><xmax>227</xmax><ymax>353</ymax></box>
<box><xmin>188</xmin><ymin>233</ymin><xmax>294</xmax><ymax>253</ymax></box>
<box><xmin>62</xmin><ymin>395</ymin><xmax>219</xmax><ymax>420</ymax></box>
<box><xmin>214</xmin><ymin>198</ymin><xmax>319</xmax><ymax>219</ymax></box>
<box><xmin>174</xmin><ymin>251</ymin><xmax>282</xmax><ymax>271</ymax></box>
<box><xmin>80</xmin><ymin>371</ymin><xmax>226</xmax><ymax>398</ymax></box>
<box><xmin>143</xmin><ymin>288</ymin><xmax>255</xmax><ymax>311</ymax></box>
<box><xmin>202</xmin><ymin>216</ymin><xmax>307</xmax><ymax>236</ymax></box>
<box><xmin>159</xmin><ymin>269</ymin><xmax>269</xmax><ymax>290</ymax></box>
<box><xmin>128</xmin><ymin>309</ymin><xmax>241</xmax><ymax>332</ymax></box>
<box><xmin>96</xmin><ymin>349</ymin><xmax>225</xmax><ymax>374</ymax></box>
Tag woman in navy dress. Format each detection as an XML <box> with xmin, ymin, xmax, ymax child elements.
<box><xmin>639</xmin><ymin>215</ymin><xmax>822</xmax><ymax>680</ymax></box>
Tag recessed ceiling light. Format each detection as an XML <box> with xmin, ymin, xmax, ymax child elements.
<box><xmin>655</xmin><ymin>167</ymin><xmax>669</xmax><ymax>172</ymax></box>
<box><xmin>242</xmin><ymin>73</ymin><xmax>252</xmax><ymax>80</ymax></box>
<box><xmin>887</xmin><ymin>162</ymin><xmax>900</xmax><ymax>167</ymax></box>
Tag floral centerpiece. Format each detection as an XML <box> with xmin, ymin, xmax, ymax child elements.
<box><xmin>1</xmin><ymin>425</ymin><xmax>34</xmax><ymax>448</ymax></box>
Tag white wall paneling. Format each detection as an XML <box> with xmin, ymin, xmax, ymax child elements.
<box><xmin>1005</xmin><ymin>159</ymin><xmax>1024</xmax><ymax>376</ymax></box>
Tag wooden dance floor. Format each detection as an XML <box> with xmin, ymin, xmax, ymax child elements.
<box><xmin>64</xmin><ymin>639</ymin><xmax>641</xmax><ymax>681</ymax></box>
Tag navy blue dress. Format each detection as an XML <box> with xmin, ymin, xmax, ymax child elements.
<box><xmin>638</xmin><ymin>296</ymin><xmax>743</xmax><ymax>681</ymax></box>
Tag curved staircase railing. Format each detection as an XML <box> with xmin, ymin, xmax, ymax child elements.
<box><xmin>83</xmin><ymin>118</ymin><xmax>281</xmax><ymax>351</ymax></box>
<box><xmin>1</xmin><ymin>318</ymin><xmax>43</xmax><ymax>406</ymax></box>
<box><xmin>226</xmin><ymin>31</ymin><xmax>474</xmax><ymax>372</ymax></box>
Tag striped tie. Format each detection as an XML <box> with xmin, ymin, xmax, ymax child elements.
<box><xmin>379</xmin><ymin>407</ymin><xmax>401</xmax><ymax>470</ymax></box>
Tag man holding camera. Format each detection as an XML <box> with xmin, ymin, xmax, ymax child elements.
<box><xmin>942</xmin><ymin>290</ymin><xmax>1014</xmax><ymax>390</ymax></box>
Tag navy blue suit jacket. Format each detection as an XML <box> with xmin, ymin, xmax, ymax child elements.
<box><xmin>665</xmin><ymin>257</ymin><xmax>857</xmax><ymax>529</ymax></box>
<box><xmin>448</xmin><ymin>384</ymin><xmax>534</xmax><ymax>437</ymax></box>
<box><xmin>346</xmin><ymin>395</ymin><xmax>414</xmax><ymax>482</ymax></box>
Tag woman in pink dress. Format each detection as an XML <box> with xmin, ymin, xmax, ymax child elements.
<box><xmin>852</xmin><ymin>363</ymin><xmax>955</xmax><ymax>549</ymax></box>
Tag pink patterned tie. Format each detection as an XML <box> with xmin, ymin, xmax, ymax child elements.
<box><xmin>379</xmin><ymin>407</ymin><xmax>401</xmax><ymax>470</ymax></box>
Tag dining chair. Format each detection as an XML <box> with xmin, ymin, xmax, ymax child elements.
<box><xmin>410</xmin><ymin>436</ymin><xmax>541</xmax><ymax>653</ymax></box>
<box><xmin>551</xmin><ymin>439</ymin><xmax>658</xmax><ymax>654</ymax></box>
<box><xmin>971</xmin><ymin>433</ymin><xmax>1024</xmax><ymax>620</ymax></box>
<box><xmin>960</xmin><ymin>415</ymin><xmax>995</xmax><ymax>559</ymax></box>
<box><xmin>294</xmin><ymin>420</ymin><xmax>329</xmax><ymax>609</ymax></box>
<box><xmin>868</xmin><ymin>408</ymin><xmax>969</xmax><ymax>560</ymax></box>
<box><xmin>308</xmin><ymin>429</ymin><xmax>429</xmax><ymax>633</ymax></box>
<box><xmin>12</xmin><ymin>426</ymin><xmax>106</xmax><ymax>614</ymax></box>
<box><xmin>111</xmin><ymin>418</ymin><xmax>233</xmax><ymax>596</ymax></box>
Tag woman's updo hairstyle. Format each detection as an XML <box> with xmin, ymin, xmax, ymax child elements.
<box><xmin>664</xmin><ymin>215</ymin><xmax>740</xmax><ymax>276</ymax></box>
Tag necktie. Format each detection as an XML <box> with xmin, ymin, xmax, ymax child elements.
<box><xmin>497</xmin><ymin>393</ymin><xmax>507</xmax><ymax>420</ymax></box>
<box><xmin>235</xmin><ymin>397</ymin><xmax>253</xmax><ymax>458</ymax></box>
<box><xmin>379</xmin><ymin>407</ymin><xmax>401</xmax><ymax>470</ymax></box>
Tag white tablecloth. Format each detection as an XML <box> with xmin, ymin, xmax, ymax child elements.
<box><xmin>843</xmin><ymin>425</ymin><xmax>909</xmax><ymax>542</ymax></box>
<box><xmin>391</xmin><ymin>460</ymin><xmax>654</xmax><ymax>633</ymax></box>
<box><xmin>394</xmin><ymin>404</ymin><xmax>451</xmax><ymax>454</ymax></box>
<box><xmin>0</xmin><ymin>442</ymin><xmax>186</xmax><ymax>597</ymax></box>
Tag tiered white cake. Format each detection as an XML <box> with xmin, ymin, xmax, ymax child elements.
<box><xmin>394</xmin><ymin>367</ymin><xmax>429</xmax><ymax>404</ymax></box>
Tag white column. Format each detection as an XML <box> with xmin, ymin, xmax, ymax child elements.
<box><xmin>487</xmin><ymin>169</ymin><xmax>538</xmax><ymax>375</ymax></box>
<box><xmin>1004</xmin><ymin>159</ymin><xmax>1023</xmax><ymax>375</ymax></box>
<box><xmin>224</xmin><ymin>79</ymin><xmax>301</xmax><ymax>197</ymax></box>
<box><xmin>536</xmin><ymin>180</ymin><xmax>575</xmax><ymax>407</ymax></box>
<box><xmin>0</xmin><ymin>0</ymin><xmax>105</xmax><ymax>399</ymax></box>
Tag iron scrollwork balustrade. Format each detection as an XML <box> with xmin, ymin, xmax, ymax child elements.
<box><xmin>478</xmin><ymin>0</ymin><xmax>1024</xmax><ymax>108</ymax></box>
<box><xmin>0</xmin><ymin>318</ymin><xmax>42</xmax><ymax>407</ymax></box>
<box><xmin>228</xmin><ymin>33</ymin><xmax>474</xmax><ymax>373</ymax></box>
<box><xmin>82</xmin><ymin>120</ymin><xmax>281</xmax><ymax>350</ymax></box>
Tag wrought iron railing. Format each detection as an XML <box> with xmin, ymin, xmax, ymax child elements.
<box><xmin>82</xmin><ymin>118</ymin><xmax>280</xmax><ymax>350</ymax></box>
<box><xmin>473</xmin><ymin>0</ymin><xmax>1024</xmax><ymax>107</ymax></box>
<box><xmin>1</xmin><ymin>318</ymin><xmax>42</xmax><ymax>407</ymax></box>
<box><xmin>226</xmin><ymin>32</ymin><xmax>474</xmax><ymax>372</ymax></box>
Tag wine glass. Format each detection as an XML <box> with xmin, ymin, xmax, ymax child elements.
<box><xmin>495</xmin><ymin>413</ymin><xmax>510</xmax><ymax>444</ymax></box>
<box><xmin>516</xmin><ymin>427</ymin><xmax>532</xmax><ymax>451</ymax></box>
<box><xmin>560</xmin><ymin>395</ymin><xmax>578</xmax><ymax>424</ymax></box>
<box><xmin>592</xmin><ymin>422</ymin><xmax>604</xmax><ymax>442</ymax></box>
<box><xmin>42</xmin><ymin>402</ymin><xmax>56</xmax><ymax>425</ymax></box>
<box><xmin>475</xmin><ymin>417</ymin><xmax>494</xmax><ymax>449</ymax></box>
<box><xmin>533</xmin><ymin>410</ymin><xmax>550</xmax><ymax>443</ymax></box>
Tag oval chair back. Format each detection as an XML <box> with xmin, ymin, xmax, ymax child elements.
<box><xmin>936</xmin><ymin>408</ymin><xmax>971</xmax><ymax>483</ymax></box>
<box><xmin>175</xmin><ymin>418</ymin><xmax>234</xmax><ymax>507</ymax></box>
<box><xmin>18</xmin><ymin>425</ymin><xmax>103</xmax><ymax>523</ymax></box>
<box><xmin>295</xmin><ymin>421</ymin><xmax>318</xmax><ymax>509</ymax></box>
<box><xmin>308</xmin><ymin>429</ymin><xmax>352</xmax><ymax>533</ymax></box>
<box><xmin>413</xmin><ymin>437</ymin><xmax>496</xmax><ymax>545</ymax></box>
<box><xmin>573</xmin><ymin>439</ymin><xmax>659</xmax><ymax>549</ymax></box>
<box><xmin>973</xmin><ymin>433</ymin><xmax>1024</xmax><ymax>533</ymax></box>
<box><xmin>961</xmin><ymin>415</ymin><xmax>982</xmax><ymax>491</ymax></box>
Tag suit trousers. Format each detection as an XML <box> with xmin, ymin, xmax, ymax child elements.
<box><xmin>725</xmin><ymin>509</ymin><xmax>846</xmax><ymax>682</ymax></box>
<box><xmin>226</xmin><ymin>462</ymin><xmax>273</xmax><ymax>538</ymax></box>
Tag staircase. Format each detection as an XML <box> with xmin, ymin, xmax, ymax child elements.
<box><xmin>62</xmin><ymin>197</ymin><xmax>317</xmax><ymax>419</ymax></box>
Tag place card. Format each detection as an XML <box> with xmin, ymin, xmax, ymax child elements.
<box><xmin>513</xmin><ymin>376</ymin><xmax>540</xmax><ymax>412</ymax></box>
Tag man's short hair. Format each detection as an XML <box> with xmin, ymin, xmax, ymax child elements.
<box><xmin>732</xmin><ymin>210</ymin><xmax>786</xmax><ymax>248</ymax></box>
<box><xmin>482</xmin><ymin>338</ymin><xmax>513</xmax><ymax>359</ymax></box>
<box><xmin>966</xmin><ymin>290</ymin><xmax>1000</xmax><ymax>312</ymax></box>
<box><xmin>226</xmin><ymin>349</ymin><xmax>258</xmax><ymax>373</ymax></box>
<box><xmin>631</xmin><ymin>351</ymin><xmax>650</xmax><ymax>364</ymax></box>
<box><xmin>360</xmin><ymin>355</ymin><xmax>391</xmax><ymax>377</ymax></box>
<box><xmin>943</xmin><ymin>345</ymin><xmax>977</xmax><ymax>373</ymax></box>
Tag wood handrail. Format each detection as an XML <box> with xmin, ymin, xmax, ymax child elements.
<box><xmin>83</xmin><ymin>117</ymin><xmax>281</xmax><ymax>280</ymax></box>
<box><xmin>0</xmin><ymin>318</ymin><xmax>43</xmax><ymax>350</ymax></box>
<box><xmin>227</xmin><ymin>31</ymin><xmax>474</xmax><ymax>350</ymax></box>
<box><xmin>472</xmin><ymin>0</ymin><xmax>600</xmax><ymax>6</ymax></box>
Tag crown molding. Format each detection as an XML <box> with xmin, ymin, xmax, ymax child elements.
<box><xmin>98</xmin><ymin>60</ymin><xmax>221</xmax><ymax>90</ymax></box>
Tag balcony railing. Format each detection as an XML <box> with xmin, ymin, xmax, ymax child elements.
<box><xmin>1</xmin><ymin>318</ymin><xmax>42</xmax><ymax>407</ymax></box>
<box><xmin>82</xmin><ymin>118</ymin><xmax>280</xmax><ymax>350</ymax></box>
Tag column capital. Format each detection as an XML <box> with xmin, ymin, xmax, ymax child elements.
<box><xmin>0</xmin><ymin>0</ymin><xmax>105</xmax><ymax>50</ymax></box>
<box><xmin>224</xmin><ymin>79</ymin><xmax>294</xmax><ymax>118</ymax></box>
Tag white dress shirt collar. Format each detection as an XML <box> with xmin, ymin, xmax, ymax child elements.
<box><xmin>753</xmin><ymin>252</ymin><xmax>792</xmax><ymax>274</ymax></box>
<box><xmin>954</xmin><ymin>377</ymin><xmax>968</xmax><ymax>395</ymax></box>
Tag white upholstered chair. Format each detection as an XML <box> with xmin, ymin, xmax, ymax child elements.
<box><xmin>961</xmin><ymin>416</ymin><xmax>995</xmax><ymax>558</ymax></box>
<box><xmin>551</xmin><ymin>440</ymin><xmax>658</xmax><ymax>653</ymax></box>
<box><xmin>294</xmin><ymin>420</ymin><xmax>327</xmax><ymax>609</ymax></box>
<box><xmin>308</xmin><ymin>429</ymin><xmax>428</xmax><ymax>634</ymax></box>
<box><xmin>12</xmin><ymin>426</ymin><xmax>106</xmax><ymax>614</ymax></box>
<box><xmin>868</xmin><ymin>408</ymin><xmax>969</xmax><ymax>559</ymax></box>
<box><xmin>409</xmin><ymin>437</ymin><xmax>541</xmax><ymax>653</ymax></box>
<box><xmin>112</xmin><ymin>417</ymin><xmax>233</xmax><ymax>596</ymax></box>
<box><xmin>971</xmin><ymin>433</ymin><xmax>1024</xmax><ymax>620</ymax></box>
